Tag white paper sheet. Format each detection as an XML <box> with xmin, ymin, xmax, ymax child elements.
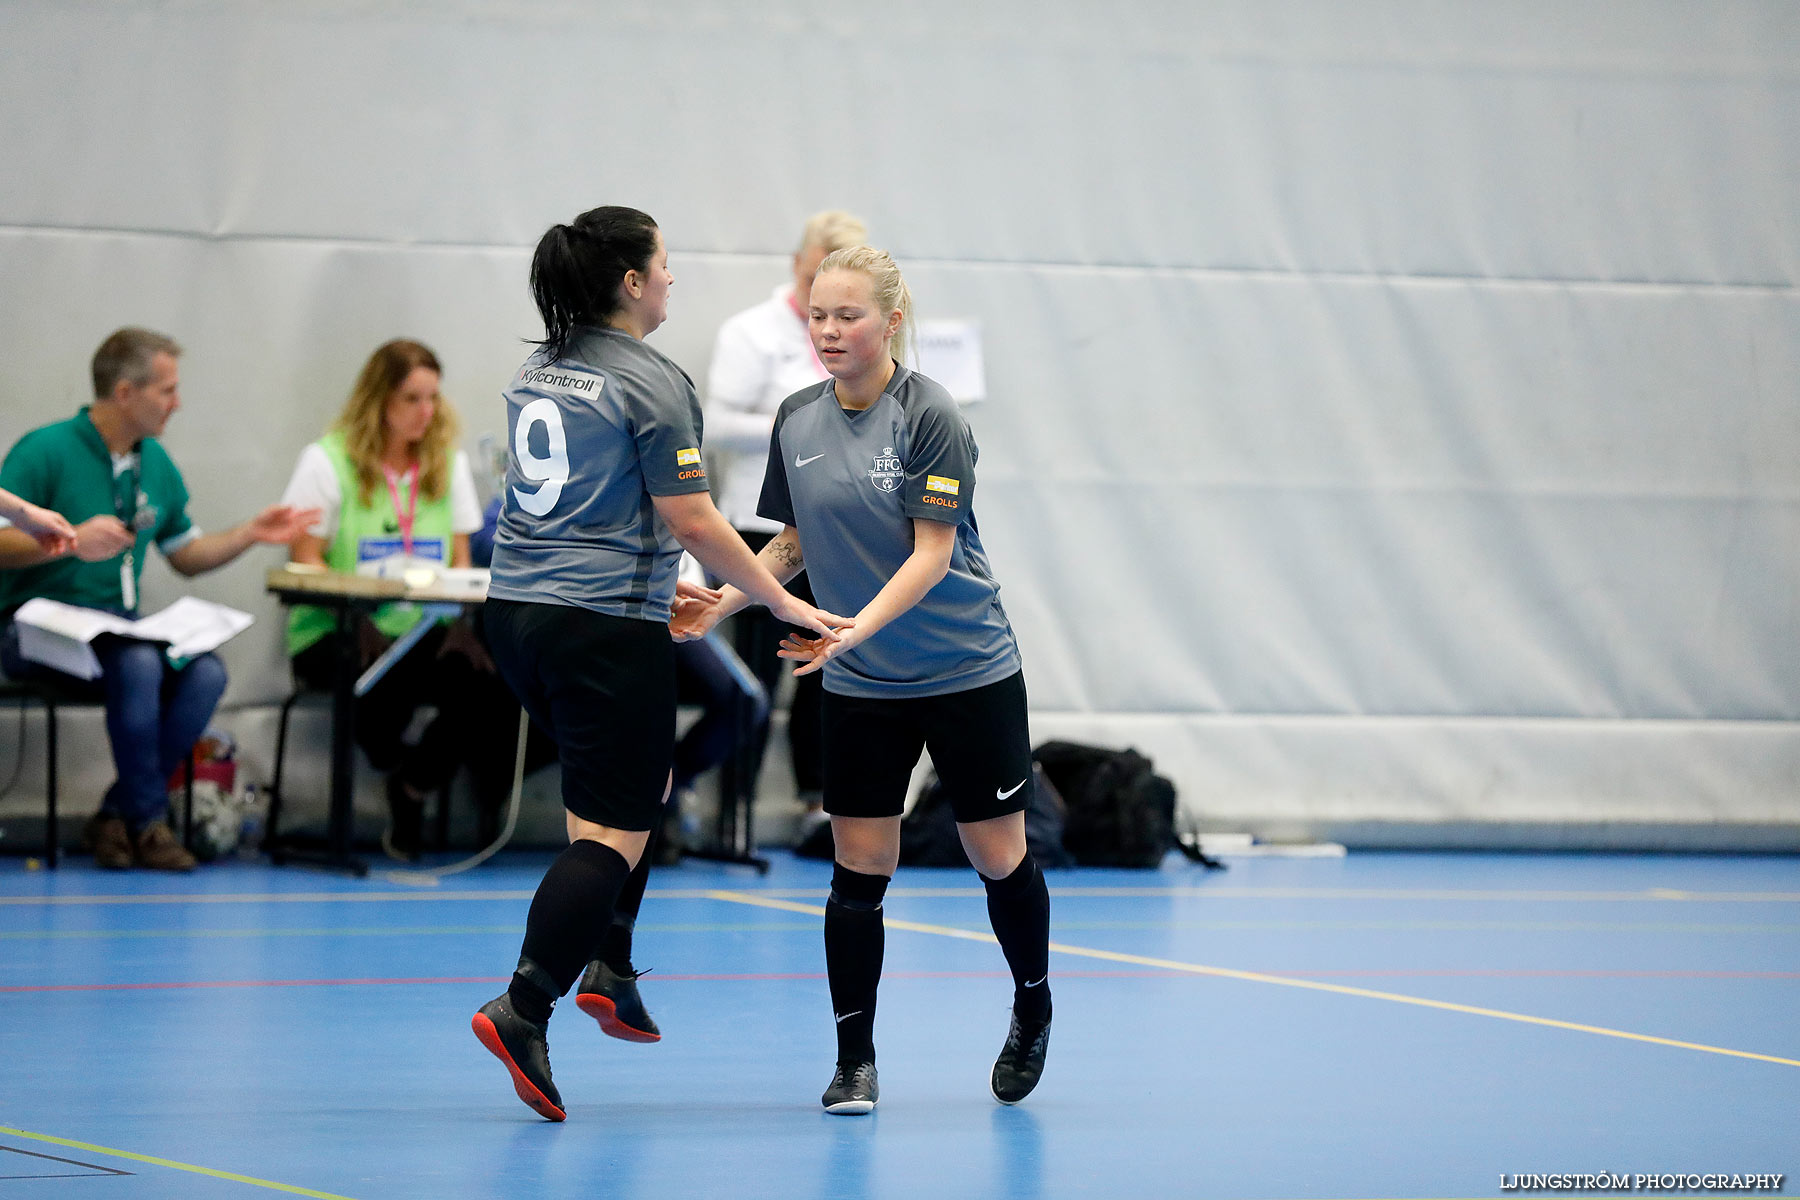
<box><xmin>12</xmin><ymin>597</ymin><xmax>254</xmax><ymax>678</ymax></box>
<box><xmin>128</xmin><ymin>597</ymin><xmax>255</xmax><ymax>660</ymax></box>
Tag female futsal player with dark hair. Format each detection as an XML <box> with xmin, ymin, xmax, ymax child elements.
<box><xmin>673</xmin><ymin>245</ymin><xmax>1053</xmax><ymax>1114</ymax></box>
<box><xmin>471</xmin><ymin>205</ymin><xmax>847</xmax><ymax>1121</ymax></box>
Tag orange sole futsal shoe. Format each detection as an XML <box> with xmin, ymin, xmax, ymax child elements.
<box><xmin>472</xmin><ymin>995</ymin><xmax>566</xmax><ymax>1121</ymax></box>
<box><xmin>574</xmin><ymin>959</ymin><xmax>661</xmax><ymax>1043</ymax></box>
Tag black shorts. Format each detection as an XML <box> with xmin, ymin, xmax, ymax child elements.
<box><xmin>484</xmin><ymin>597</ymin><xmax>674</xmax><ymax>831</ymax></box>
<box><xmin>822</xmin><ymin>671</ymin><xmax>1033</xmax><ymax>823</ymax></box>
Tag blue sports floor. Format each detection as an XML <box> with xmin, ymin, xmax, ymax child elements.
<box><xmin>1</xmin><ymin>850</ymin><xmax>1795</xmax><ymax>1199</ymax></box>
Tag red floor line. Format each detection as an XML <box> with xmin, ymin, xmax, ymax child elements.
<box><xmin>0</xmin><ymin>976</ymin><xmax>512</xmax><ymax>993</ymax></box>
<box><xmin>0</xmin><ymin>968</ymin><xmax>1188</xmax><ymax>994</ymax></box>
<box><xmin>6</xmin><ymin>966</ymin><xmax>1792</xmax><ymax>994</ymax></box>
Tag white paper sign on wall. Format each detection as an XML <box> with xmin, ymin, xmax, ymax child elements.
<box><xmin>914</xmin><ymin>319</ymin><xmax>986</xmax><ymax>404</ymax></box>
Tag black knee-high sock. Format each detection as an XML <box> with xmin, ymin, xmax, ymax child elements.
<box><xmin>510</xmin><ymin>839</ymin><xmax>631</xmax><ymax>1023</ymax></box>
<box><xmin>597</xmin><ymin>914</ymin><xmax>637</xmax><ymax>976</ymax></box>
<box><xmin>824</xmin><ymin>864</ymin><xmax>889</xmax><ymax>1064</ymax></box>
<box><xmin>983</xmin><ymin>854</ymin><xmax>1051</xmax><ymax>1024</ymax></box>
<box><xmin>599</xmin><ymin>824</ymin><xmax>660</xmax><ymax>972</ymax></box>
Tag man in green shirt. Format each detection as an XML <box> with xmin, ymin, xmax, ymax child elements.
<box><xmin>0</xmin><ymin>327</ymin><xmax>317</xmax><ymax>870</ymax></box>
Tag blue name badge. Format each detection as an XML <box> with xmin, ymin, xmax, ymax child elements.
<box><xmin>357</xmin><ymin>536</ymin><xmax>447</xmax><ymax>564</ymax></box>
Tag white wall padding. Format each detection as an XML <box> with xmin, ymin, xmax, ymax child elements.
<box><xmin>1</xmin><ymin>1</ymin><xmax>1795</xmax><ymax>846</ymax></box>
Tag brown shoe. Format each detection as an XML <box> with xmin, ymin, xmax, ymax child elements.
<box><xmin>134</xmin><ymin>820</ymin><xmax>197</xmax><ymax>872</ymax></box>
<box><xmin>88</xmin><ymin>813</ymin><xmax>134</xmax><ymax>870</ymax></box>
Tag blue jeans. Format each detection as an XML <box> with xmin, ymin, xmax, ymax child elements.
<box><xmin>672</xmin><ymin>633</ymin><xmax>770</xmax><ymax>794</ymax></box>
<box><xmin>2</xmin><ymin>622</ymin><xmax>228</xmax><ymax>832</ymax></box>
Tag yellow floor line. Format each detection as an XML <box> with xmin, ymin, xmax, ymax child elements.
<box><xmin>707</xmin><ymin>890</ymin><xmax>1800</xmax><ymax>1070</ymax></box>
<box><xmin>0</xmin><ymin>1125</ymin><xmax>357</xmax><ymax>1198</ymax></box>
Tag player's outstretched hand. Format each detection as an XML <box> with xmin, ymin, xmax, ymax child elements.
<box><xmin>675</xmin><ymin>579</ymin><xmax>722</xmax><ymax>605</ymax></box>
<box><xmin>771</xmin><ymin>594</ymin><xmax>853</xmax><ymax>645</ymax></box>
<box><xmin>669</xmin><ymin>582</ymin><xmax>724</xmax><ymax>642</ymax></box>
<box><xmin>777</xmin><ymin>626</ymin><xmax>865</xmax><ymax>677</ymax></box>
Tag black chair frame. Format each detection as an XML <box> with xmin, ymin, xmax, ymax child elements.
<box><xmin>0</xmin><ymin>679</ymin><xmax>194</xmax><ymax>868</ymax></box>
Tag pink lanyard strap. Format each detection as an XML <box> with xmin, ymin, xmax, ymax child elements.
<box><xmin>381</xmin><ymin>464</ymin><xmax>420</xmax><ymax>555</ymax></box>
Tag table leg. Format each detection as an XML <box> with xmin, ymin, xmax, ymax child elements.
<box><xmin>329</xmin><ymin>602</ymin><xmax>359</xmax><ymax>867</ymax></box>
<box><xmin>270</xmin><ymin>600</ymin><xmax>368</xmax><ymax>876</ymax></box>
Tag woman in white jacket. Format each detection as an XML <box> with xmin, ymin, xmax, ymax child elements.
<box><xmin>704</xmin><ymin>210</ymin><xmax>867</xmax><ymax>831</ymax></box>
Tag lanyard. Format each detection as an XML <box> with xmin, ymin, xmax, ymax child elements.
<box><xmin>381</xmin><ymin>463</ymin><xmax>420</xmax><ymax>555</ymax></box>
<box><xmin>786</xmin><ymin>290</ymin><xmax>828</xmax><ymax>377</ymax></box>
<box><xmin>113</xmin><ymin>453</ymin><xmax>141</xmax><ymax>612</ymax></box>
<box><xmin>112</xmin><ymin>453</ymin><xmax>141</xmax><ymax>527</ymax></box>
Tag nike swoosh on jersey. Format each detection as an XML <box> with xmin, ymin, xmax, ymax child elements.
<box><xmin>795</xmin><ymin>453</ymin><xmax>826</xmax><ymax>467</ymax></box>
<box><xmin>995</xmin><ymin>779</ymin><xmax>1027</xmax><ymax>800</ymax></box>
<box><xmin>834</xmin><ymin>1010</ymin><xmax>863</xmax><ymax>1024</ymax></box>
<box><xmin>1024</xmin><ymin>976</ymin><xmax>1047</xmax><ymax>988</ymax></box>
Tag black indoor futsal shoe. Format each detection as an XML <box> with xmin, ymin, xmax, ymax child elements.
<box><xmin>990</xmin><ymin>1005</ymin><xmax>1051</xmax><ymax>1105</ymax></box>
<box><xmin>575</xmin><ymin>959</ymin><xmax>661</xmax><ymax>1043</ymax></box>
<box><xmin>472</xmin><ymin>994</ymin><xmax>566</xmax><ymax>1121</ymax></box>
<box><xmin>821</xmin><ymin>1060</ymin><xmax>879</xmax><ymax>1115</ymax></box>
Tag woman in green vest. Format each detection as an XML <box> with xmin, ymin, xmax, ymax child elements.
<box><xmin>280</xmin><ymin>339</ymin><xmax>516</xmax><ymax>860</ymax></box>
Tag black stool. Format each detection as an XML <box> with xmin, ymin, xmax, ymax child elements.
<box><xmin>0</xmin><ymin>679</ymin><xmax>194</xmax><ymax>868</ymax></box>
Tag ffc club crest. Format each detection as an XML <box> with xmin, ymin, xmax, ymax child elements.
<box><xmin>867</xmin><ymin>447</ymin><xmax>903</xmax><ymax>493</ymax></box>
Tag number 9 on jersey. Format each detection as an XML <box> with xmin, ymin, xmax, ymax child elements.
<box><xmin>512</xmin><ymin>397</ymin><xmax>570</xmax><ymax>517</ymax></box>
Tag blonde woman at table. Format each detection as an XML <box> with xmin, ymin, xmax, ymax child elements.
<box><xmin>279</xmin><ymin>339</ymin><xmax>521</xmax><ymax>860</ymax></box>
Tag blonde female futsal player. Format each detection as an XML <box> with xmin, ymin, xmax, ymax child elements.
<box><xmin>673</xmin><ymin>246</ymin><xmax>1052</xmax><ymax>1113</ymax></box>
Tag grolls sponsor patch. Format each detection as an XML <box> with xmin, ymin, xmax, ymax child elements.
<box><xmin>925</xmin><ymin>475</ymin><xmax>961</xmax><ymax>496</ymax></box>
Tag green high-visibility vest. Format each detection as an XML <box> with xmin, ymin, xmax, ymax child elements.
<box><xmin>285</xmin><ymin>431</ymin><xmax>455</xmax><ymax>656</ymax></box>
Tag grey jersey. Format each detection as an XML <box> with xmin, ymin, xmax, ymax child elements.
<box><xmin>488</xmin><ymin>326</ymin><xmax>711</xmax><ymax>621</ymax></box>
<box><xmin>758</xmin><ymin>364</ymin><xmax>1020</xmax><ymax>698</ymax></box>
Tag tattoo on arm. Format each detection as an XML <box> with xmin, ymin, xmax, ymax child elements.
<box><xmin>770</xmin><ymin>536</ymin><xmax>803</xmax><ymax>570</ymax></box>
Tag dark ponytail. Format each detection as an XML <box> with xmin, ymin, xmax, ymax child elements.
<box><xmin>528</xmin><ymin>205</ymin><xmax>660</xmax><ymax>361</ymax></box>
